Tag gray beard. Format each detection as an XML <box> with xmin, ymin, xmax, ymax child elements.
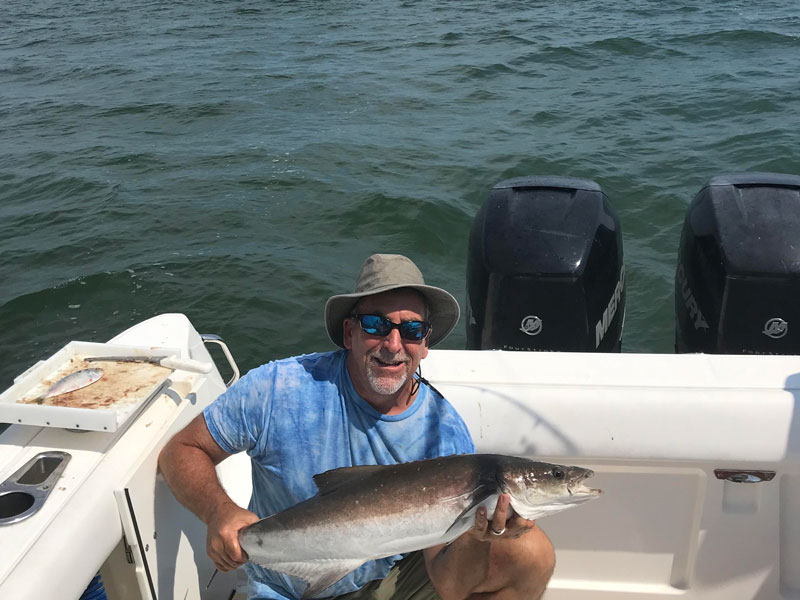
<box><xmin>366</xmin><ymin>359</ymin><xmax>408</xmax><ymax>395</ymax></box>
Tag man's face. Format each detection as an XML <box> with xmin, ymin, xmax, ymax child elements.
<box><xmin>343</xmin><ymin>288</ymin><xmax>430</xmax><ymax>404</ymax></box>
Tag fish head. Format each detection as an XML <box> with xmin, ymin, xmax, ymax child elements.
<box><xmin>499</xmin><ymin>458</ymin><xmax>602</xmax><ymax>521</ymax></box>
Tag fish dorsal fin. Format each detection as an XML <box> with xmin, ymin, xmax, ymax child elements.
<box><xmin>313</xmin><ymin>464</ymin><xmax>387</xmax><ymax>495</ymax></box>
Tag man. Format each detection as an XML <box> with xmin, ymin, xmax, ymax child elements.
<box><xmin>159</xmin><ymin>254</ymin><xmax>555</xmax><ymax>600</ymax></box>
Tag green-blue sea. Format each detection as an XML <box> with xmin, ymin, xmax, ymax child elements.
<box><xmin>2</xmin><ymin>0</ymin><xmax>800</xmax><ymax>392</ymax></box>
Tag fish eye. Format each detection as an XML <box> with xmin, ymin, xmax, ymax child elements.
<box><xmin>551</xmin><ymin>467</ymin><xmax>565</xmax><ymax>480</ymax></box>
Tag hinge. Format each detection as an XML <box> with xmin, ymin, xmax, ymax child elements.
<box><xmin>123</xmin><ymin>534</ymin><xmax>135</xmax><ymax>564</ymax></box>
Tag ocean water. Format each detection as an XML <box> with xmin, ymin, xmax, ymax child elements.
<box><xmin>2</xmin><ymin>0</ymin><xmax>799</xmax><ymax>390</ymax></box>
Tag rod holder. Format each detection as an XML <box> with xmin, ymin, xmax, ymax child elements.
<box><xmin>0</xmin><ymin>451</ymin><xmax>71</xmax><ymax>526</ymax></box>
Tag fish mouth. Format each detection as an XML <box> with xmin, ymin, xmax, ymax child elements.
<box><xmin>568</xmin><ymin>470</ymin><xmax>602</xmax><ymax>497</ymax></box>
<box><xmin>567</xmin><ymin>469</ymin><xmax>600</xmax><ymax>497</ymax></box>
<box><xmin>567</xmin><ymin>483</ymin><xmax>603</xmax><ymax>498</ymax></box>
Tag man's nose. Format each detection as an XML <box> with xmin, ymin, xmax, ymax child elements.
<box><xmin>383</xmin><ymin>328</ymin><xmax>403</xmax><ymax>352</ymax></box>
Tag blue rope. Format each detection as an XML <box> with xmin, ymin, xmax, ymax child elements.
<box><xmin>79</xmin><ymin>573</ymin><xmax>108</xmax><ymax>600</ymax></box>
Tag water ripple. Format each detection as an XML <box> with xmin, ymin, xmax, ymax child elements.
<box><xmin>1</xmin><ymin>0</ymin><xmax>800</xmax><ymax>388</ymax></box>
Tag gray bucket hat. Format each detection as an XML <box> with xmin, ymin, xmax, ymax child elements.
<box><xmin>325</xmin><ymin>254</ymin><xmax>460</xmax><ymax>348</ymax></box>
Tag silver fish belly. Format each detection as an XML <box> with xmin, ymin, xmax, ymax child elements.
<box><xmin>238</xmin><ymin>454</ymin><xmax>600</xmax><ymax>598</ymax></box>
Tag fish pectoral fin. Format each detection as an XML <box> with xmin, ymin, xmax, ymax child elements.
<box><xmin>444</xmin><ymin>487</ymin><xmax>497</xmax><ymax>538</ymax></box>
<box><xmin>262</xmin><ymin>559</ymin><xmax>366</xmax><ymax>599</ymax></box>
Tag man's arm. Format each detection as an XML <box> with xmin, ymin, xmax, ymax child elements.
<box><xmin>158</xmin><ymin>413</ymin><xmax>260</xmax><ymax>571</ymax></box>
<box><xmin>423</xmin><ymin>494</ymin><xmax>555</xmax><ymax>600</ymax></box>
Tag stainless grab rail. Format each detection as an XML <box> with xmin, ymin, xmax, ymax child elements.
<box><xmin>200</xmin><ymin>334</ymin><xmax>240</xmax><ymax>387</ymax></box>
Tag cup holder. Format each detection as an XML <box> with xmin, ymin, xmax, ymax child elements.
<box><xmin>0</xmin><ymin>451</ymin><xmax>71</xmax><ymax>526</ymax></box>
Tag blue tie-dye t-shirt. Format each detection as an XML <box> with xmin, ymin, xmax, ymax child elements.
<box><xmin>203</xmin><ymin>349</ymin><xmax>475</xmax><ymax>600</ymax></box>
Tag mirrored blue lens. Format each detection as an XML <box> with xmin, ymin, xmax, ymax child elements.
<box><xmin>355</xmin><ymin>315</ymin><xmax>430</xmax><ymax>341</ymax></box>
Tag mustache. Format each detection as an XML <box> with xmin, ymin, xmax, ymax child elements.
<box><xmin>368</xmin><ymin>348</ymin><xmax>410</xmax><ymax>364</ymax></box>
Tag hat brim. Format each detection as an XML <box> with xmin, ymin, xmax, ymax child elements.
<box><xmin>325</xmin><ymin>283</ymin><xmax>460</xmax><ymax>348</ymax></box>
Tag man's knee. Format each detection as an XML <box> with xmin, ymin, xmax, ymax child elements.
<box><xmin>482</xmin><ymin>526</ymin><xmax>555</xmax><ymax>600</ymax></box>
<box><xmin>512</xmin><ymin>526</ymin><xmax>555</xmax><ymax>594</ymax></box>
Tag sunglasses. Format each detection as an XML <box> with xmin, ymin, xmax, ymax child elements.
<box><xmin>351</xmin><ymin>314</ymin><xmax>431</xmax><ymax>342</ymax></box>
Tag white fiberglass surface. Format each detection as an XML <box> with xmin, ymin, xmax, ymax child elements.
<box><xmin>421</xmin><ymin>349</ymin><xmax>800</xmax><ymax>598</ymax></box>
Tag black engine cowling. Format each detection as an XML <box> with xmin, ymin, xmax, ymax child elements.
<box><xmin>675</xmin><ymin>172</ymin><xmax>800</xmax><ymax>354</ymax></box>
<box><xmin>466</xmin><ymin>176</ymin><xmax>624</xmax><ymax>352</ymax></box>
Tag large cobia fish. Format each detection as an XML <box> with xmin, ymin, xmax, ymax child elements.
<box><xmin>239</xmin><ymin>453</ymin><xmax>601</xmax><ymax>598</ymax></box>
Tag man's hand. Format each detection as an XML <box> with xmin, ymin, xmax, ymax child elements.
<box><xmin>158</xmin><ymin>415</ymin><xmax>259</xmax><ymax>571</ymax></box>
<box><xmin>206</xmin><ymin>501</ymin><xmax>260</xmax><ymax>571</ymax></box>
<box><xmin>470</xmin><ymin>493</ymin><xmax>536</xmax><ymax>542</ymax></box>
<box><xmin>424</xmin><ymin>493</ymin><xmax>550</xmax><ymax>600</ymax></box>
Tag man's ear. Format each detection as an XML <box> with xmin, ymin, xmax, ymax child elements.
<box><xmin>342</xmin><ymin>318</ymin><xmax>353</xmax><ymax>350</ymax></box>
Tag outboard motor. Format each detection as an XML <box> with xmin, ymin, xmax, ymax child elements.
<box><xmin>466</xmin><ymin>176</ymin><xmax>625</xmax><ymax>352</ymax></box>
<box><xmin>675</xmin><ymin>172</ymin><xmax>800</xmax><ymax>354</ymax></box>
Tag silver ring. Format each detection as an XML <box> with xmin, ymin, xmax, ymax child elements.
<box><xmin>490</xmin><ymin>527</ymin><xmax>505</xmax><ymax>536</ymax></box>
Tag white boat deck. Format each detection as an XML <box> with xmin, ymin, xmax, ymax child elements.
<box><xmin>1</xmin><ymin>314</ymin><xmax>798</xmax><ymax>599</ymax></box>
<box><xmin>0</xmin><ymin>314</ymin><xmax>249</xmax><ymax>600</ymax></box>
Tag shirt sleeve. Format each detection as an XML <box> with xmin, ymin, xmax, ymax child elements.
<box><xmin>203</xmin><ymin>362</ymin><xmax>277</xmax><ymax>455</ymax></box>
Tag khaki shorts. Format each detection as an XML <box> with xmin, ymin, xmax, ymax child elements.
<box><xmin>334</xmin><ymin>552</ymin><xmax>440</xmax><ymax>600</ymax></box>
